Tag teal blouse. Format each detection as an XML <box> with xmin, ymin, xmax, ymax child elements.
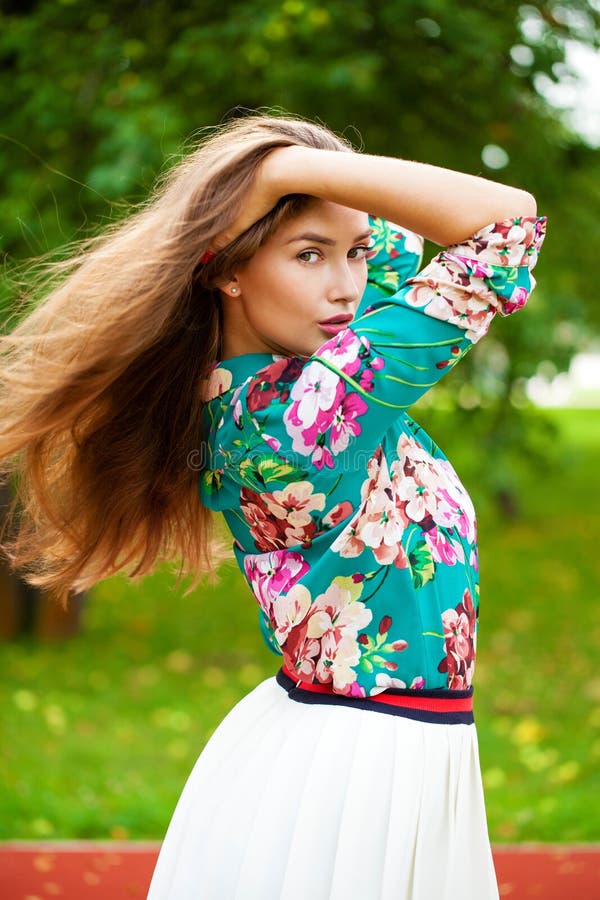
<box><xmin>199</xmin><ymin>214</ymin><xmax>547</xmax><ymax>699</ymax></box>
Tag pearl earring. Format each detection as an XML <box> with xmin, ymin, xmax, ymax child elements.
<box><xmin>231</xmin><ymin>287</ymin><xmax>238</xmax><ymax>294</ymax></box>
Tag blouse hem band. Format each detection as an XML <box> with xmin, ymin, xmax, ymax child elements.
<box><xmin>276</xmin><ymin>665</ymin><xmax>475</xmax><ymax>724</ymax></box>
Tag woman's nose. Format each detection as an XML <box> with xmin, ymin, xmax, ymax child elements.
<box><xmin>328</xmin><ymin>263</ymin><xmax>362</xmax><ymax>303</ymax></box>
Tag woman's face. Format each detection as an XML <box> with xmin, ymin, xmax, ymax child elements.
<box><xmin>219</xmin><ymin>199</ymin><xmax>372</xmax><ymax>360</ymax></box>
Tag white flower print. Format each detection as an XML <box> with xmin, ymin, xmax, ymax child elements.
<box><xmin>396</xmin><ymin>475</ymin><xmax>438</xmax><ymax>522</ymax></box>
<box><xmin>272</xmin><ymin>583</ymin><xmax>312</xmax><ymax>645</ymax></box>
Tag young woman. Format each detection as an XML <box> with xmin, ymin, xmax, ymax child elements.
<box><xmin>0</xmin><ymin>113</ymin><xmax>546</xmax><ymax>899</ymax></box>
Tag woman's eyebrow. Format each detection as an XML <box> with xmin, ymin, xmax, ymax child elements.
<box><xmin>285</xmin><ymin>228</ymin><xmax>374</xmax><ymax>245</ymax></box>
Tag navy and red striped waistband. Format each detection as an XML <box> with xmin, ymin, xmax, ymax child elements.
<box><xmin>276</xmin><ymin>665</ymin><xmax>474</xmax><ymax>725</ymax></box>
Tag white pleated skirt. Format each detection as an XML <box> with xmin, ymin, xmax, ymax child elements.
<box><xmin>147</xmin><ymin>673</ymin><xmax>499</xmax><ymax>900</ymax></box>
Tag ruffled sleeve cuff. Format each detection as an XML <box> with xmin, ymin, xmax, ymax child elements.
<box><xmin>445</xmin><ymin>215</ymin><xmax>547</xmax><ymax>269</ymax></box>
<box><xmin>401</xmin><ymin>214</ymin><xmax>547</xmax><ymax>341</ymax></box>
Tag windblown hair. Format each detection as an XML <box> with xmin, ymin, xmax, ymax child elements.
<box><xmin>0</xmin><ymin>110</ymin><xmax>354</xmax><ymax>607</ymax></box>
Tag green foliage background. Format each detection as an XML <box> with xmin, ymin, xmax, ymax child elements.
<box><xmin>1</xmin><ymin>0</ymin><xmax>600</xmax><ymax>503</ymax></box>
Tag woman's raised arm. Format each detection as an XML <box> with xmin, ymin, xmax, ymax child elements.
<box><xmin>267</xmin><ymin>145</ymin><xmax>536</xmax><ymax>246</ymax></box>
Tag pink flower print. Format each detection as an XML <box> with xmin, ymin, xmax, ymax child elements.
<box><xmin>241</xmin><ymin>486</ymin><xmax>320</xmax><ymax>551</ymax></box>
<box><xmin>402</xmin><ymin>278</ymin><xmax>437</xmax><ymax>310</ymax></box>
<box><xmin>425</xmin><ymin>526</ymin><xmax>465</xmax><ymax>566</ymax></box>
<box><xmin>201</xmin><ymin>365</ymin><xmax>232</xmax><ymax>401</ymax></box>
<box><xmin>330</xmin><ymin>391</ymin><xmax>369</xmax><ymax>454</ymax></box>
<box><xmin>438</xmin><ymin>588</ymin><xmax>477</xmax><ymax>689</ymax></box>
<box><xmin>396</xmin><ymin>433</ymin><xmax>434</xmax><ymax>468</ymax></box>
<box><xmin>452</xmin><ymin>217</ymin><xmax>544</xmax><ymax>268</ymax></box>
<box><xmin>283</xmin><ymin>367</ymin><xmax>346</xmax><ymax>468</ymax></box>
<box><xmin>355</xmin><ymin>455</ymin><xmax>408</xmax><ymax>547</ymax></box>
<box><xmin>442</xmin><ymin>608</ymin><xmax>471</xmax><ymax>661</ymax></box>
<box><xmin>230</xmin><ymin>381</ymin><xmax>247</xmax><ymax>428</ymax></box>
<box><xmin>282</xmin><ymin>373</ymin><xmax>369</xmax><ymax>470</ymax></box>
<box><xmin>249</xmin><ymin>418</ymin><xmax>282</xmax><ymax>452</ymax></box>
<box><xmin>375</xmin><ymin>540</ymin><xmax>409</xmax><ymax>568</ymax></box>
<box><xmin>233</xmin><ymin>399</ymin><xmax>243</xmax><ymax>425</ymax></box>
<box><xmin>319</xmin><ymin>328</ymin><xmax>363</xmax><ymax>374</ymax></box>
<box><xmin>240</xmin><ymin>488</ymin><xmax>285</xmax><ymax>551</ymax></box>
<box><xmin>459</xmin><ymin>587</ymin><xmax>477</xmax><ymax>634</ymax></box>
<box><xmin>429</xmin><ymin>492</ymin><xmax>459</xmax><ymax>530</ymax></box>
<box><xmin>282</xmin><ymin>619</ymin><xmax>320</xmax><ymax>683</ymax></box>
<box><xmin>456</xmin><ymin>493</ymin><xmax>477</xmax><ymax>544</ymax></box>
<box><xmin>300</xmin><ymin>583</ymin><xmax>372</xmax><ymax>692</ymax></box>
<box><xmin>309</xmin><ymin>440</ymin><xmax>335</xmax><ymax>471</ymax></box>
<box><xmin>425</xmin><ymin>285</ymin><xmax>494</xmax><ymax>342</ymax></box>
<box><xmin>442</xmin><ymin>252</ymin><xmax>494</xmax><ymax>280</ymax></box>
<box><xmin>430</xmin><ymin>470</ymin><xmax>476</xmax><ymax>545</ymax></box>
<box><xmin>361</xmin><ymin>445</ymin><xmax>385</xmax><ymax>500</ymax></box>
<box><xmin>438</xmin><ymin>493</ymin><xmax>476</xmax><ymax>545</ymax></box>
<box><xmin>403</xmin><ymin>264</ymin><xmax>496</xmax><ymax>343</ymax></box>
<box><xmin>243</xmin><ymin>549</ymin><xmax>309</xmax><ymax>619</ymax></box>
<box><xmin>503</xmin><ymin>285</ymin><xmax>529</xmax><ymax>315</ymax></box>
<box><xmin>346</xmin><ymin>680</ymin><xmax>367</xmax><ymax>699</ymax></box>
<box><xmin>331</xmin><ymin>527</ymin><xmax>366</xmax><ymax>558</ymax></box>
<box><xmin>305</xmin><ymin>583</ymin><xmax>372</xmax><ymax>642</ymax></box>
<box><xmin>331</xmin><ymin>446</ymin><xmax>410</xmax><ymax>567</ymax></box>
<box><xmin>355</xmin><ymin>505</ymin><xmax>406</xmax><ymax>554</ymax></box>
<box><xmin>410</xmin><ymin>675</ymin><xmax>426</xmax><ymax>689</ymax></box>
<box><xmin>316</xmin><ymin>632</ymin><xmax>363</xmax><ymax>693</ymax></box>
<box><xmin>394</xmin><ymin>438</ymin><xmax>477</xmax><ymax>545</ymax></box>
<box><xmin>276</xmin><ymin>580</ymin><xmax>373</xmax><ymax>694</ymax></box>
<box><xmin>360</xmin><ymin>367</ymin><xmax>376</xmax><ymax>392</ymax></box>
<box><xmin>396</xmin><ymin>475</ymin><xmax>438</xmax><ymax>523</ymax></box>
<box><xmin>282</xmin><ymin>417</ymin><xmax>328</xmax><ymax>467</ymax></box>
<box><xmin>262</xmin><ymin>432</ymin><xmax>281</xmax><ymax>452</ymax></box>
<box><xmin>247</xmin><ymin>357</ymin><xmax>304</xmax><ymax>412</ymax></box>
<box><xmin>322</xmin><ymin>500</ymin><xmax>353</xmax><ymax>528</ymax></box>
<box><xmin>403</xmin><ymin>228</ymin><xmax>425</xmax><ymax>257</ymax></box>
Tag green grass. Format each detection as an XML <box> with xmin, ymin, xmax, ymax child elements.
<box><xmin>1</xmin><ymin>408</ymin><xmax>598</xmax><ymax>842</ymax></box>
<box><xmin>475</xmin><ymin>409</ymin><xmax>600</xmax><ymax>842</ymax></box>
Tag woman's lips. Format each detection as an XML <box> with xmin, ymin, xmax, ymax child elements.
<box><xmin>318</xmin><ymin>319</ymin><xmax>352</xmax><ymax>335</ymax></box>
<box><xmin>319</xmin><ymin>323</ymin><xmax>350</xmax><ymax>335</ymax></box>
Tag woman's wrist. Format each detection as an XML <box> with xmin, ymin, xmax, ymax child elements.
<box><xmin>265</xmin><ymin>145</ymin><xmax>324</xmax><ymax>199</ymax></box>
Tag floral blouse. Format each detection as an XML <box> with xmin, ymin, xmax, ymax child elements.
<box><xmin>199</xmin><ymin>213</ymin><xmax>547</xmax><ymax>699</ymax></box>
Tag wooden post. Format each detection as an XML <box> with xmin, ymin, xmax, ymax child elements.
<box><xmin>0</xmin><ymin>480</ymin><xmax>85</xmax><ymax>640</ymax></box>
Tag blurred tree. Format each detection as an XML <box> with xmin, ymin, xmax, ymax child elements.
<box><xmin>0</xmin><ymin>0</ymin><xmax>599</xmax><ymax>515</ymax></box>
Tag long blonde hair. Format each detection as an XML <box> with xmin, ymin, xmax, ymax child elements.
<box><xmin>0</xmin><ymin>111</ymin><xmax>354</xmax><ymax>607</ymax></box>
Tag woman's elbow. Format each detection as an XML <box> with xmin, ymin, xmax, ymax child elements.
<box><xmin>515</xmin><ymin>190</ymin><xmax>538</xmax><ymax>218</ymax></box>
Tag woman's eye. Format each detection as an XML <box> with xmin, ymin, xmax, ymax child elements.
<box><xmin>297</xmin><ymin>250</ymin><xmax>320</xmax><ymax>263</ymax></box>
<box><xmin>349</xmin><ymin>245</ymin><xmax>372</xmax><ymax>259</ymax></box>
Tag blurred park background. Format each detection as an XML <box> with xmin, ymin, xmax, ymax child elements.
<box><xmin>1</xmin><ymin>0</ymin><xmax>599</xmax><ymax>845</ymax></box>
